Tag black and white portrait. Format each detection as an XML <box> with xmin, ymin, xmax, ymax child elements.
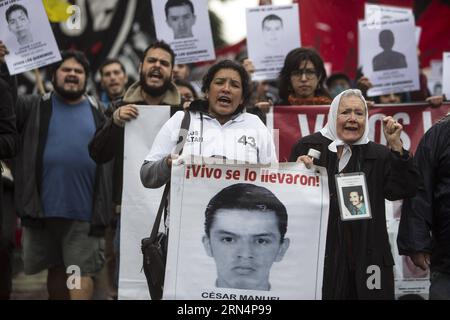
<box><xmin>261</xmin><ymin>14</ymin><xmax>283</xmax><ymax>48</ymax></box>
<box><xmin>164</xmin><ymin>0</ymin><xmax>196</xmax><ymax>40</ymax></box>
<box><xmin>202</xmin><ymin>183</ymin><xmax>290</xmax><ymax>291</ymax></box>
<box><xmin>372</xmin><ymin>29</ymin><xmax>407</xmax><ymax>72</ymax></box>
<box><xmin>5</xmin><ymin>4</ymin><xmax>33</xmax><ymax>46</ymax></box>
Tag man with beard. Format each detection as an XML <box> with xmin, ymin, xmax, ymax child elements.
<box><xmin>9</xmin><ymin>50</ymin><xmax>112</xmax><ymax>300</ymax></box>
<box><xmin>88</xmin><ymin>40</ymin><xmax>180</xmax><ymax>296</ymax></box>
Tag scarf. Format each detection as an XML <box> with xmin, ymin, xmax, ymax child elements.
<box><xmin>319</xmin><ymin>89</ymin><xmax>370</xmax><ymax>172</ymax></box>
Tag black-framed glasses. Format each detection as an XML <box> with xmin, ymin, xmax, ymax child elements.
<box><xmin>290</xmin><ymin>68</ymin><xmax>317</xmax><ymax>79</ymax></box>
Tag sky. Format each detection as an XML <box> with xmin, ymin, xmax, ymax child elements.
<box><xmin>209</xmin><ymin>0</ymin><xmax>294</xmax><ymax>44</ymax></box>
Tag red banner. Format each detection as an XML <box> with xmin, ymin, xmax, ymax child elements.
<box><xmin>272</xmin><ymin>103</ymin><xmax>450</xmax><ymax>162</ymax></box>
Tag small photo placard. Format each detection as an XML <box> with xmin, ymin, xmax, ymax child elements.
<box><xmin>335</xmin><ymin>173</ymin><xmax>372</xmax><ymax>221</ymax></box>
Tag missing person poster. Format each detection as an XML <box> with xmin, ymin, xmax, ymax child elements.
<box><xmin>163</xmin><ymin>160</ymin><xmax>329</xmax><ymax>300</ymax></box>
<box><xmin>428</xmin><ymin>60</ymin><xmax>443</xmax><ymax>96</ymax></box>
<box><xmin>358</xmin><ymin>17</ymin><xmax>420</xmax><ymax>97</ymax></box>
<box><xmin>119</xmin><ymin>106</ymin><xmax>172</xmax><ymax>300</ymax></box>
<box><xmin>443</xmin><ymin>52</ymin><xmax>450</xmax><ymax>100</ymax></box>
<box><xmin>335</xmin><ymin>173</ymin><xmax>372</xmax><ymax>221</ymax></box>
<box><xmin>0</xmin><ymin>0</ymin><xmax>61</xmax><ymax>75</ymax></box>
<box><xmin>151</xmin><ymin>0</ymin><xmax>215</xmax><ymax>64</ymax></box>
<box><xmin>246</xmin><ymin>4</ymin><xmax>300</xmax><ymax>81</ymax></box>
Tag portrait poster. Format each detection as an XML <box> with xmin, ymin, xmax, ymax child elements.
<box><xmin>428</xmin><ymin>60</ymin><xmax>443</xmax><ymax>96</ymax></box>
<box><xmin>151</xmin><ymin>0</ymin><xmax>215</xmax><ymax>64</ymax></box>
<box><xmin>119</xmin><ymin>106</ymin><xmax>172</xmax><ymax>300</ymax></box>
<box><xmin>335</xmin><ymin>173</ymin><xmax>372</xmax><ymax>221</ymax></box>
<box><xmin>0</xmin><ymin>0</ymin><xmax>61</xmax><ymax>75</ymax></box>
<box><xmin>246</xmin><ymin>4</ymin><xmax>300</xmax><ymax>81</ymax></box>
<box><xmin>163</xmin><ymin>160</ymin><xmax>329</xmax><ymax>300</ymax></box>
<box><xmin>358</xmin><ymin>17</ymin><xmax>420</xmax><ymax>97</ymax></box>
<box><xmin>443</xmin><ymin>52</ymin><xmax>450</xmax><ymax>101</ymax></box>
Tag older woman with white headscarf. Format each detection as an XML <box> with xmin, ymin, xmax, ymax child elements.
<box><xmin>290</xmin><ymin>89</ymin><xmax>419</xmax><ymax>300</ymax></box>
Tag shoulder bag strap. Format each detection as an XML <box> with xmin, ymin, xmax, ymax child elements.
<box><xmin>149</xmin><ymin>110</ymin><xmax>191</xmax><ymax>239</ymax></box>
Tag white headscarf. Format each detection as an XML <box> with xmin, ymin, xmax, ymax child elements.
<box><xmin>319</xmin><ymin>89</ymin><xmax>370</xmax><ymax>172</ymax></box>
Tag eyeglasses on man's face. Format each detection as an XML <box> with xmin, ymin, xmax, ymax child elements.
<box><xmin>290</xmin><ymin>68</ymin><xmax>317</xmax><ymax>79</ymax></box>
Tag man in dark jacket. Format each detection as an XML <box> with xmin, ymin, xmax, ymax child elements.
<box><xmin>0</xmin><ymin>59</ymin><xmax>18</xmax><ymax>299</ymax></box>
<box><xmin>99</xmin><ymin>58</ymin><xmax>128</xmax><ymax>106</ymax></box>
<box><xmin>398</xmin><ymin>113</ymin><xmax>450</xmax><ymax>300</ymax></box>
<box><xmin>9</xmin><ymin>49</ymin><xmax>112</xmax><ymax>300</ymax></box>
<box><xmin>90</xmin><ymin>40</ymin><xmax>180</xmax><ymax>206</ymax></box>
<box><xmin>88</xmin><ymin>40</ymin><xmax>180</xmax><ymax>293</ymax></box>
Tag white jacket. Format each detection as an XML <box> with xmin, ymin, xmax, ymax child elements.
<box><xmin>141</xmin><ymin>111</ymin><xmax>277</xmax><ymax>188</ymax></box>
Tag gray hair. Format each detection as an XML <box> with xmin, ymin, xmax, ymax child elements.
<box><xmin>340</xmin><ymin>89</ymin><xmax>366</xmax><ymax>105</ymax></box>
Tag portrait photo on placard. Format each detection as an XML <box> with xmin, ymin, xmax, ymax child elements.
<box><xmin>0</xmin><ymin>0</ymin><xmax>62</xmax><ymax>75</ymax></box>
<box><xmin>335</xmin><ymin>174</ymin><xmax>372</xmax><ymax>221</ymax></box>
<box><xmin>246</xmin><ymin>4</ymin><xmax>300</xmax><ymax>81</ymax></box>
<box><xmin>151</xmin><ymin>0</ymin><xmax>215</xmax><ymax>64</ymax></box>
<box><xmin>358</xmin><ymin>17</ymin><xmax>420</xmax><ymax>96</ymax></box>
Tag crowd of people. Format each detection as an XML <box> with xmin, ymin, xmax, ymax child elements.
<box><xmin>0</xmin><ymin>13</ymin><xmax>448</xmax><ymax>300</ymax></box>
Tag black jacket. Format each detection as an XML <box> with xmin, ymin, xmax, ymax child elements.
<box><xmin>398</xmin><ymin>115</ymin><xmax>450</xmax><ymax>274</ymax></box>
<box><xmin>290</xmin><ymin>132</ymin><xmax>419</xmax><ymax>299</ymax></box>
<box><xmin>88</xmin><ymin>81</ymin><xmax>181</xmax><ymax>206</ymax></box>
<box><xmin>0</xmin><ymin>78</ymin><xmax>17</xmax><ymax>161</ymax></box>
<box><xmin>14</xmin><ymin>93</ymin><xmax>113</xmax><ymax>236</ymax></box>
<box><xmin>0</xmin><ymin>77</ymin><xmax>18</xmax><ymax>234</ymax></box>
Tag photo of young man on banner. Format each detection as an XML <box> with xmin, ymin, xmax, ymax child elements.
<box><xmin>163</xmin><ymin>161</ymin><xmax>329</xmax><ymax>300</ymax></box>
<box><xmin>0</xmin><ymin>0</ymin><xmax>61</xmax><ymax>75</ymax></box>
<box><xmin>202</xmin><ymin>183</ymin><xmax>290</xmax><ymax>291</ymax></box>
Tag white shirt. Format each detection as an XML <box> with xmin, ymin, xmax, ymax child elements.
<box><xmin>145</xmin><ymin>111</ymin><xmax>277</xmax><ymax>164</ymax></box>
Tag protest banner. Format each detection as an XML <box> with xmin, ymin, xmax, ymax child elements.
<box><xmin>120</xmin><ymin>103</ymin><xmax>448</xmax><ymax>299</ymax></box>
<box><xmin>269</xmin><ymin>103</ymin><xmax>450</xmax><ymax>162</ymax></box>
<box><xmin>0</xmin><ymin>0</ymin><xmax>61</xmax><ymax>75</ymax></box>
<box><xmin>119</xmin><ymin>106</ymin><xmax>172</xmax><ymax>300</ymax></box>
<box><xmin>164</xmin><ymin>159</ymin><xmax>329</xmax><ymax>300</ymax></box>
